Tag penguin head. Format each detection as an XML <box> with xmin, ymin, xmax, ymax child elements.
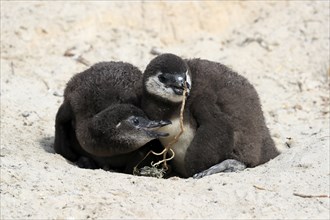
<box><xmin>89</xmin><ymin>104</ymin><xmax>171</xmax><ymax>156</ymax></box>
<box><xmin>143</xmin><ymin>53</ymin><xmax>192</xmax><ymax>103</ymax></box>
<box><xmin>115</xmin><ymin>115</ymin><xmax>171</xmax><ymax>146</ymax></box>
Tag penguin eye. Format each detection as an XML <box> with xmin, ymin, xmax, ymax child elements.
<box><xmin>133</xmin><ymin>118</ymin><xmax>139</xmax><ymax>125</ymax></box>
<box><xmin>158</xmin><ymin>74</ymin><xmax>167</xmax><ymax>83</ymax></box>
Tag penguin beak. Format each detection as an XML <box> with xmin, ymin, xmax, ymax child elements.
<box><xmin>138</xmin><ymin>119</ymin><xmax>172</xmax><ymax>138</ymax></box>
<box><xmin>172</xmin><ymin>74</ymin><xmax>186</xmax><ymax>95</ymax></box>
<box><xmin>143</xmin><ymin>119</ymin><xmax>171</xmax><ymax>129</ymax></box>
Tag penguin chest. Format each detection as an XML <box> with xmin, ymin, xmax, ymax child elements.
<box><xmin>158</xmin><ymin>117</ymin><xmax>196</xmax><ymax>172</ymax></box>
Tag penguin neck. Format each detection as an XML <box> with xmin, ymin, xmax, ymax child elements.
<box><xmin>141</xmin><ymin>92</ymin><xmax>183</xmax><ymax>120</ymax></box>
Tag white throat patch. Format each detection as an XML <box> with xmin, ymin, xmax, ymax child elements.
<box><xmin>185</xmin><ymin>70</ymin><xmax>192</xmax><ymax>90</ymax></box>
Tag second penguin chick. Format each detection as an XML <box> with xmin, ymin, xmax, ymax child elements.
<box><xmin>54</xmin><ymin>62</ymin><xmax>170</xmax><ymax>172</ymax></box>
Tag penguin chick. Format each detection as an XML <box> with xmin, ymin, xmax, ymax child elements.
<box><xmin>54</xmin><ymin>61</ymin><xmax>170</xmax><ymax>171</ymax></box>
<box><xmin>75</xmin><ymin>103</ymin><xmax>170</xmax><ymax>157</ymax></box>
<box><xmin>141</xmin><ymin>53</ymin><xmax>280</xmax><ymax>178</ymax></box>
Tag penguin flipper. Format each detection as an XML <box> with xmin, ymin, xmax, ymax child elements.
<box><xmin>54</xmin><ymin>101</ymin><xmax>78</xmax><ymax>162</ymax></box>
<box><xmin>193</xmin><ymin>159</ymin><xmax>246</xmax><ymax>179</ymax></box>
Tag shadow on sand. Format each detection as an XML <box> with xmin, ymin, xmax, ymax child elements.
<box><xmin>39</xmin><ymin>136</ymin><xmax>55</xmax><ymax>154</ymax></box>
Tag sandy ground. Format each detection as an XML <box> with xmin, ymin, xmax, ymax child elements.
<box><xmin>1</xmin><ymin>1</ymin><xmax>329</xmax><ymax>219</ymax></box>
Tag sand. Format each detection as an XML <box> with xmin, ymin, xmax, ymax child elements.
<box><xmin>1</xmin><ymin>1</ymin><xmax>329</xmax><ymax>219</ymax></box>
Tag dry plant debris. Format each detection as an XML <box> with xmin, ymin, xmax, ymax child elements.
<box><xmin>253</xmin><ymin>185</ymin><xmax>330</xmax><ymax>199</ymax></box>
<box><xmin>134</xmin><ymin>82</ymin><xmax>188</xmax><ymax>178</ymax></box>
<box><xmin>293</xmin><ymin>193</ymin><xmax>330</xmax><ymax>198</ymax></box>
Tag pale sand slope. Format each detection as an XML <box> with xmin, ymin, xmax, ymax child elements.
<box><xmin>1</xmin><ymin>1</ymin><xmax>329</xmax><ymax>219</ymax></box>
